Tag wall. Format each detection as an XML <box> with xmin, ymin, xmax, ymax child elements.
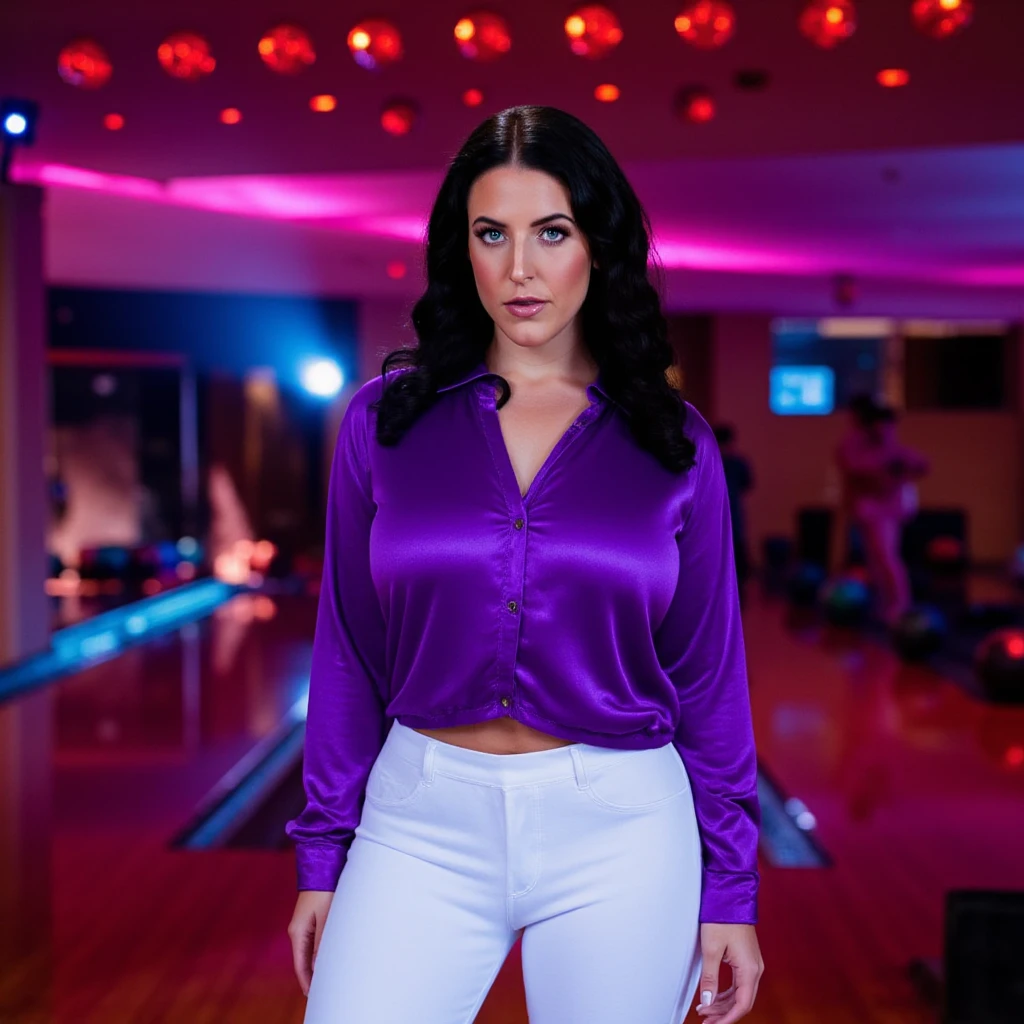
<box><xmin>712</xmin><ymin>315</ymin><xmax>1022</xmax><ymax>565</ymax></box>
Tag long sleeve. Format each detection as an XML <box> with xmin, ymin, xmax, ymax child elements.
<box><xmin>284</xmin><ymin>388</ymin><xmax>389</xmax><ymax>891</ymax></box>
<box><xmin>655</xmin><ymin>412</ymin><xmax>761</xmax><ymax>924</ymax></box>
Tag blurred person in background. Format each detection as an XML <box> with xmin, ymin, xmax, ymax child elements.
<box><xmin>836</xmin><ymin>395</ymin><xmax>930</xmax><ymax>627</ymax></box>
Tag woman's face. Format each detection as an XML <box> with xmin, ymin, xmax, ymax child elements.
<box><xmin>467</xmin><ymin>165</ymin><xmax>593</xmax><ymax>353</ymax></box>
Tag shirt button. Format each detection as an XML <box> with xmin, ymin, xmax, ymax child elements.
<box><xmin>513</xmin><ymin>518</ymin><xmax>524</xmax><ymax>530</ymax></box>
<box><xmin>500</xmin><ymin>697</ymin><xmax>510</xmax><ymax>708</ymax></box>
<box><xmin>507</xmin><ymin>600</ymin><xmax>518</xmax><ymax>613</ymax></box>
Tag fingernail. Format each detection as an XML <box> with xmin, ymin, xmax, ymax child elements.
<box><xmin>701</xmin><ymin>990</ymin><xmax>713</xmax><ymax>1007</ymax></box>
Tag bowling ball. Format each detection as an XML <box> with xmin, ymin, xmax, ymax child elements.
<box><xmin>974</xmin><ymin>629</ymin><xmax>1024</xmax><ymax>705</ymax></box>
<box><xmin>786</xmin><ymin>562</ymin><xmax>826</xmax><ymax>607</ymax></box>
<box><xmin>820</xmin><ymin>576</ymin><xmax>870</xmax><ymax>627</ymax></box>
<box><xmin>891</xmin><ymin>605</ymin><xmax>946</xmax><ymax>661</ymax></box>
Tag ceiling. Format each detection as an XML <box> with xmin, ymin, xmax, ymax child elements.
<box><xmin>2</xmin><ymin>1</ymin><xmax>1023</xmax><ymax>315</ymax></box>
<box><xmin>3</xmin><ymin>0</ymin><xmax>1024</xmax><ymax>174</ymax></box>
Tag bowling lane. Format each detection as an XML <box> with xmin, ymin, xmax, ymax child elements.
<box><xmin>748</xmin><ymin>592</ymin><xmax>1024</xmax><ymax>1024</ymax></box>
<box><xmin>6</xmin><ymin>582</ymin><xmax>1023</xmax><ymax>1024</ymax></box>
<box><xmin>1</xmin><ymin>591</ymin><xmax>316</xmax><ymax>1024</ymax></box>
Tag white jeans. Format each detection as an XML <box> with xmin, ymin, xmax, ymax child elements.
<box><xmin>304</xmin><ymin>720</ymin><xmax>703</xmax><ymax>1024</ymax></box>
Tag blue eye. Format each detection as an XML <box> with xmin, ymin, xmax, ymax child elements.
<box><xmin>473</xmin><ymin>225</ymin><xmax>570</xmax><ymax>245</ymax></box>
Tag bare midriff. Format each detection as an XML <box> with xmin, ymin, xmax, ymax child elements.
<box><xmin>412</xmin><ymin>716</ymin><xmax>574</xmax><ymax>754</ymax></box>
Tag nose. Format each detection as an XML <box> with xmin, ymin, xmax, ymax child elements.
<box><xmin>509</xmin><ymin>237</ymin><xmax>534</xmax><ymax>284</ymax></box>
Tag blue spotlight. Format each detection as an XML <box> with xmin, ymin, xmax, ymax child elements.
<box><xmin>300</xmin><ymin>358</ymin><xmax>344</xmax><ymax>398</ymax></box>
<box><xmin>1</xmin><ymin>97</ymin><xmax>39</xmax><ymax>184</ymax></box>
<box><xmin>3</xmin><ymin>113</ymin><xmax>27</xmax><ymax>137</ymax></box>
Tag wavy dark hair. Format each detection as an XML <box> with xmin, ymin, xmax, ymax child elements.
<box><xmin>371</xmin><ymin>104</ymin><xmax>696</xmax><ymax>473</ymax></box>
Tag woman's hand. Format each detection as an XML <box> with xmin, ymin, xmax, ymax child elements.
<box><xmin>287</xmin><ymin>890</ymin><xmax>335</xmax><ymax>996</ymax></box>
<box><xmin>694</xmin><ymin>923</ymin><xmax>763</xmax><ymax>1024</ymax></box>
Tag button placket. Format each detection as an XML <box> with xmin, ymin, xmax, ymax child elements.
<box><xmin>475</xmin><ymin>380</ymin><xmax>603</xmax><ymax>721</ymax></box>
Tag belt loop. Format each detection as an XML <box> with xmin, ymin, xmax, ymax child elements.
<box><xmin>422</xmin><ymin>739</ymin><xmax>436</xmax><ymax>784</ymax></box>
<box><xmin>569</xmin><ymin>746</ymin><xmax>588</xmax><ymax>790</ymax></box>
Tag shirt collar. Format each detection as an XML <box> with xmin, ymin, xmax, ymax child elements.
<box><xmin>436</xmin><ymin>360</ymin><xmax>623</xmax><ymax>413</ymax></box>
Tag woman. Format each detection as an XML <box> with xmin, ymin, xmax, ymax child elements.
<box><xmin>836</xmin><ymin>396</ymin><xmax>930</xmax><ymax>626</ymax></box>
<box><xmin>286</xmin><ymin>105</ymin><xmax>763</xmax><ymax>1024</ymax></box>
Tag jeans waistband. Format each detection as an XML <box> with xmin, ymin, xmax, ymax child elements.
<box><xmin>385</xmin><ymin>720</ymin><xmax>657</xmax><ymax>789</ymax></box>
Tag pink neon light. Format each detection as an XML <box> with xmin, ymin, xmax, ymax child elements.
<box><xmin>21</xmin><ymin>163</ymin><xmax>165</xmax><ymax>200</ymax></box>
<box><xmin>10</xmin><ymin>161</ymin><xmax>1024</xmax><ymax>289</ymax></box>
<box><xmin>654</xmin><ymin>238</ymin><xmax>823</xmax><ymax>275</ymax></box>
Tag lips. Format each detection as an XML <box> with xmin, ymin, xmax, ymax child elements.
<box><xmin>504</xmin><ymin>297</ymin><xmax>547</xmax><ymax>318</ymax></box>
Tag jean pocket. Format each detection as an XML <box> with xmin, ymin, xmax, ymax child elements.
<box><xmin>363</xmin><ymin>752</ymin><xmax>427</xmax><ymax>808</ymax></box>
<box><xmin>581</xmin><ymin>745</ymin><xmax>690</xmax><ymax>813</ymax></box>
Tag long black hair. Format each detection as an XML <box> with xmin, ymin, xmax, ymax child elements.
<box><xmin>371</xmin><ymin>104</ymin><xmax>696</xmax><ymax>474</ymax></box>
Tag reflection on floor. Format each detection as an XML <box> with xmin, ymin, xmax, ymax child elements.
<box><xmin>1</xmin><ymin>589</ymin><xmax>1022</xmax><ymax>1023</ymax></box>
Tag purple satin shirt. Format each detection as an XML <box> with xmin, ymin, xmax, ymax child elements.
<box><xmin>285</xmin><ymin>361</ymin><xmax>761</xmax><ymax>924</ymax></box>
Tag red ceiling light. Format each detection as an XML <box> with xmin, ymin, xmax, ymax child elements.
<box><xmin>386</xmin><ymin>261</ymin><xmax>407</xmax><ymax>280</ymax></box>
<box><xmin>58</xmin><ymin>38</ymin><xmax>113</xmax><ymax>89</ymax></box>
<box><xmin>911</xmin><ymin>0</ymin><xmax>974</xmax><ymax>38</ymax></box>
<box><xmin>594</xmin><ymin>83</ymin><xmax>621</xmax><ymax>102</ymax></box>
<box><xmin>565</xmin><ymin>6</ymin><xmax>624</xmax><ymax>59</ymax></box>
<box><xmin>381</xmin><ymin>99</ymin><xmax>418</xmax><ymax>136</ymax></box>
<box><xmin>103</xmin><ymin>113</ymin><xmax>124</xmax><ymax>131</ymax></box>
<box><xmin>158</xmin><ymin>32</ymin><xmax>216</xmax><ymax>80</ymax></box>
<box><xmin>348</xmin><ymin>20</ymin><xmax>404</xmax><ymax>70</ymax></box>
<box><xmin>799</xmin><ymin>1</ymin><xmax>857</xmax><ymax>49</ymax></box>
<box><xmin>220</xmin><ymin>107</ymin><xmax>242</xmax><ymax>124</ymax></box>
<box><xmin>259</xmin><ymin>24</ymin><xmax>316</xmax><ymax>74</ymax></box>
<box><xmin>674</xmin><ymin>86</ymin><xmax>716</xmax><ymax>123</ymax></box>
<box><xmin>674</xmin><ymin>1</ymin><xmax>736</xmax><ymax>49</ymax></box>
<box><xmin>454</xmin><ymin>12</ymin><xmax>512</xmax><ymax>61</ymax></box>
<box><xmin>877</xmin><ymin>67</ymin><xmax>910</xmax><ymax>87</ymax></box>
<box><xmin>310</xmin><ymin>94</ymin><xmax>337</xmax><ymax>113</ymax></box>
<box><xmin>463</xmin><ymin>88</ymin><xmax>485</xmax><ymax>107</ymax></box>
<box><xmin>1005</xmin><ymin>745</ymin><xmax>1024</xmax><ymax>768</ymax></box>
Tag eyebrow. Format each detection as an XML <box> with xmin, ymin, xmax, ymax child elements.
<box><xmin>472</xmin><ymin>213</ymin><xmax>576</xmax><ymax>228</ymax></box>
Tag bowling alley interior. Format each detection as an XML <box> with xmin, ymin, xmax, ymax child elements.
<box><xmin>1</xmin><ymin>2</ymin><xmax>1023</xmax><ymax>1022</ymax></box>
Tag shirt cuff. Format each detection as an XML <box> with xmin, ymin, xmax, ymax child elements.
<box><xmin>699</xmin><ymin>868</ymin><xmax>759</xmax><ymax>925</ymax></box>
<box><xmin>294</xmin><ymin>842</ymin><xmax>349</xmax><ymax>892</ymax></box>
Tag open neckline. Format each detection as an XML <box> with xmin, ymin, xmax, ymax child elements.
<box><xmin>477</xmin><ymin>383</ymin><xmax>603</xmax><ymax>507</ymax></box>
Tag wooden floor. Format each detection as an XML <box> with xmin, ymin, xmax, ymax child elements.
<box><xmin>2</xmin><ymin>589</ymin><xmax>1023</xmax><ymax>1023</ymax></box>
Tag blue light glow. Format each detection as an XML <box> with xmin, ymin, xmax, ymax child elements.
<box><xmin>3</xmin><ymin>113</ymin><xmax>27</xmax><ymax>137</ymax></box>
<box><xmin>0</xmin><ymin>579</ymin><xmax>237</xmax><ymax>702</ymax></box>
<box><xmin>300</xmin><ymin>358</ymin><xmax>344</xmax><ymax>398</ymax></box>
<box><xmin>125</xmin><ymin>614</ymin><xmax>149</xmax><ymax>636</ymax></box>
